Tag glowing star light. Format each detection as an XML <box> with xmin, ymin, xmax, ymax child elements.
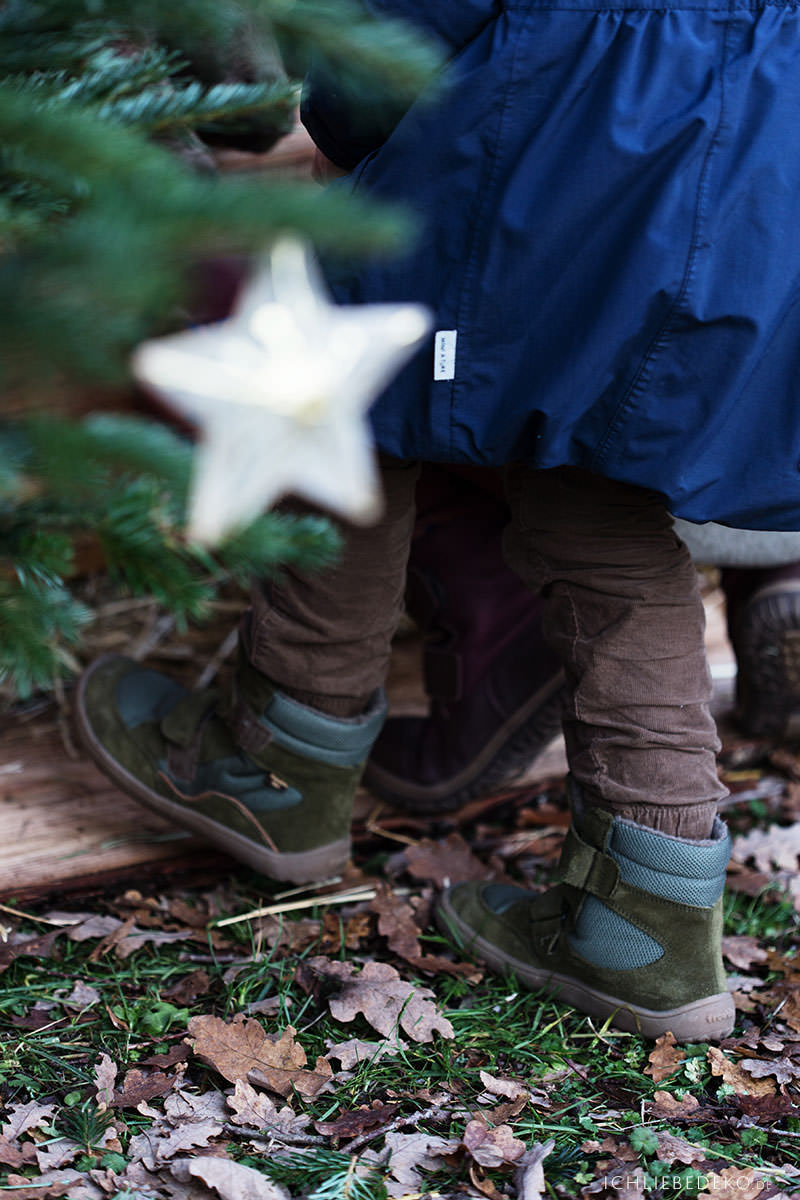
<box><xmin>132</xmin><ymin>238</ymin><xmax>431</xmax><ymax>544</ymax></box>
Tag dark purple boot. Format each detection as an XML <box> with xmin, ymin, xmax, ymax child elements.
<box><xmin>364</xmin><ymin>470</ymin><xmax>566</xmax><ymax>812</ymax></box>
<box><xmin>723</xmin><ymin>563</ymin><xmax>800</xmax><ymax>737</ymax></box>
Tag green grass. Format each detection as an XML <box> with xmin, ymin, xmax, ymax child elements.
<box><xmin>0</xmin><ymin>866</ymin><xmax>797</xmax><ymax>1199</ymax></box>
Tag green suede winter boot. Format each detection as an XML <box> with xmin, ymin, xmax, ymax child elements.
<box><xmin>75</xmin><ymin>654</ymin><xmax>386</xmax><ymax>883</ymax></box>
<box><xmin>437</xmin><ymin>786</ymin><xmax>734</xmax><ymax>1041</ymax></box>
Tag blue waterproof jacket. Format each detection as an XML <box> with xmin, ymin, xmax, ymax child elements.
<box><xmin>302</xmin><ymin>0</ymin><xmax>800</xmax><ymax>530</ymax></box>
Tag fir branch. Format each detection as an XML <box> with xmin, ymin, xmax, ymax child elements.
<box><xmin>96</xmin><ymin>78</ymin><xmax>299</xmax><ymax>133</ymax></box>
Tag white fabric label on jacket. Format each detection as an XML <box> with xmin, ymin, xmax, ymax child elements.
<box><xmin>434</xmin><ymin>329</ymin><xmax>457</xmax><ymax>380</ymax></box>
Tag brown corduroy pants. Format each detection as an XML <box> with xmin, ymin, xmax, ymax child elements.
<box><xmin>247</xmin><ymin>458</ymin><xmax>726</xmax><ymax>838</ymax></box>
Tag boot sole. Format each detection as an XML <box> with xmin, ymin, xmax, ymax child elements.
<box><xmin>364</xmin><ymin>671</ymin><xmax>567</xmax><ymax>813</ymax></box>
<box><xmin>74</xmin><ymin>658</ymin><xmax>350</xmax><ymax>885</ymax></box>
<box><xmin>734</xmin><ymin>580</ymin><xmax>800</xmax><ymax>738</ymax></box>
<box><xmin>437</xmin><ymin>891</ymin><xmax>735</xmax><ymax>1042</ymax></box>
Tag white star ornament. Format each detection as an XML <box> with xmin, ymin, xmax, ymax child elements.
<box><xmin>131</xmin><ymin>238</ymin><xmax>431</xmax><ymax>544</ymax></box>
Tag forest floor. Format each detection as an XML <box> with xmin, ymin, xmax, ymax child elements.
<box><xmin>1</xmin><ymin>583</ymin><xmax>799</xmax><ymax>1200</ymax></box>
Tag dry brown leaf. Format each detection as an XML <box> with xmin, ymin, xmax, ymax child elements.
<box><xmin>2</xmin><ymin>1101</ymin><xmax>57</xmax><ymax>1139</ymax></box>
<box><xmin>61</xmin><ymin>980</ymin><xmax>102</xmax><ymax>1009</ymax></box>
<box><xmin>477</xmin><ymin>1070</ymin><xmax>528</xmax><ymax>1103</ymax></box>
<box><xmin>485</xmin><ymin>1094</ymin><xmax>530</xmax><ymax>1124</ymax></box>
<box><xmin>320</xmin><ymin>911</ymin><xmax>371</xmax><ymax>954</ymax></box>
<box><xmin>315</xmin><ymin>1102</ymin><xmax>398</xmax><ymax>1140</ymax></box>
<box><xmin>462</xmin><ymin>1119</ymin><xmax>527</xmax><ymax>1168</ymax></box>
<box><xmin>186</xmin><ymin>1013</ymin><xmax>293</xmax><ymax>1086</ymax></box>
<box><xmin>707</xmin><ymin>1047</ymin><xmax>776</xmax><ymax>1097</ymax></box>
<box><xmin>325</xmin><ymin>1036</ymin><xmax>403</xmax><ymax>1071</ymax></box>
<box><xmin>738</xmin><ymin>1056</ymin><xmax>800</xmax><ymax>1085</ymax></box>
<box><xmin>369</xmin><ymin>886</ymin><xmax>423</xmax><ymax>960</ymax></box>
<box><xmin>35</xmin><ymin>1138</ymin><xmax>81</xmax><ymax>1172</ymax></box>
<box><xmin>172</xmin><ymin>1154</ymin><xmax>290</xmax><ymax>1200</ymax></box>
<box><xmin>141</xmin><ymin>1043</ymin><xmax>191</xmax><ymax>1069</ymax></box>
<box><xmin>697</xmin><ymin>1166</ymin><xmax>765</xmax><ymax>1200</ymax></box>
<box><xmin>93</xmin><ymin>1053</ymin><xmax>117</xmax><ymax>1107</ymax></box>
<box><xmin>644</xmin><ymin>1032</ymin><xmax>686</xmax><ymax>1083</ymax></box>
<box><xmin>721</xmin><ymin>936</ymin><xmax>769</xmax><ymax>972</ymax></box>
<box><xmin>0</xmin><ymin>930</ymin><xmax>61</xmax><ymax>974</ymax></box>
<box><xmin>309</xmin><ymin>957</ymin><xmax>454</xmax><ymax>1043</ymax></box>
<box><xmin>732</xmin><ymin>822</ymin><xmax>800</xmax><ymax>872</ymax></box>
<box><xmin>469</xmin><ymin>1166</ymin><xmax>507</xmax><ymax>1200</ymax></box>
<box><xmin>63</xmin><ymin>915</ymin><xmax>124</xmax><ymax>941</ymax></box>
<box><xmin>514</xmin><ymin>1140</ymin><xmax>554</xmax><ymax>1200</ymax></box>
<box><xmin>403</xmin><ymin>832</ymin><xmax>496</xmax><ymax>888</ymax></box>
<box><xmin>650</xmin><ymin>1090</ymin><xmax>700</xmax><ymax>1119</ymax></box>
<box><xmin>163</xmin><ymin>1089</ymin><xmax>229</xmax><ymax>1125</ymax></box>
<box><xmin>226</xmin><ymin>1079</ymin><xmax>311</xmax><ymax>1138</ymax></box>
<box><xmin>654</xmin><ymin>1132</ymin><xmax>706</xmax><ymax>1165</ymax></box>
<box><xmin>725</xmin><ymin>861</ymin><xmax>773</xmax><ymax>898</ymax></box>
<box><xmin>162</xmin><ymin>968</ymin><xmax>211</xmax><ymax>1006</ymax></box>
<box><xmin>0</xmin><ymin>1135</ymin><xmax>37</xmax><ymax>1168</ymax></box>
<box><xmin>114</xmin><ymin>928</ymin><xmax>194</xmax><ymax>960</ymax></box>
<box><xmin>127</xmin><ymin>1116</ymin><xmax>224</xmax><ymax>1170</ymax></box>
<box><xmin>112</xmin><ymin>1068</ymin><xmax>177</xmax><ymax>1108</ymax></box>
<box><xmin>246</xmin><ymin>1027</ymin><xmax>333</xmax><ymax>1099</ymax></box>
<box><xmin>383</xmin><ymin>1130</ymin><xmax>461</xmax><ymax>1196</ymax></box>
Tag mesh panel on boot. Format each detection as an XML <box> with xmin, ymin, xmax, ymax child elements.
<box><xmin>609</xmin><ymin>817</ymin><xmax>729</xmax><ymax>907</ymax></box>
<box><xmin>568</xmin><ymin>897</ymin><xmax>663</xmax><ymax>969</ymax></box>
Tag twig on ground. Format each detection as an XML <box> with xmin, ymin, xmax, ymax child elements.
<box><xmin>342</xmin><ymin>1105</ymin><xmax>451</xmax><ymax>1155</ymax></box>
<box><xmin>222</xmin><ymin>1121</ymin><xmax>327</xmax><ymax>1147</ymax></box>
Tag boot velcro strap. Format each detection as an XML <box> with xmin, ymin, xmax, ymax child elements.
<box><xmin>230</xmin><ymin>699</ymin><xmax>273</xmax><ymax>758</ymax></box>
<box><xmin>560</xmin><ymin>824</ymin><xmax>619</xmax><ymax>898</ymax></box>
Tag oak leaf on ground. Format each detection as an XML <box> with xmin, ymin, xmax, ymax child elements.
<box><xmin>720</xmin><ymin>936</ymin><xmax>768</xmax><ymax>972</ymax></box>
<box><xmin>226</xmin><ymin>1079</ymin><xmax>311</xmax><ymax>1137</ymax></box>
<box><xmin>308</xmin><ymin>956</ymin><xmax>454</xmax><ymax>1042</ymax></box>
<box><xmin>514</xmin><ymin>1140</ymin><xmax>554</xmax><ymax>1200</ymax></box>
<box><xmin>2</xmin><ymin>1101</ymin><xmax>57</xmax><ymax>1139</ymax></box>
<box><xmin>112</xmin><ymin>1067</ymin><xmax>177</xmax><ymax>1108</ymax></box>
<box><xmin>738</xmin><ymin>1056</ymin><xmax>800</xmax><ymax>1085</ymax></box>
<box><xmin>382</xmin><ymin>1130</ymin><xmax>461</xmax><ymax>1198</ymax></box>
<box><xmin>654</xmin><ymin>1132</ymin><xmax>706</xmax><ymax>1165</ymax></box>
<box><xmin>731</xmin><ymin>821</ymin><xmax>800</xmax><ymax>873</ymax></box>
<box><xmin>462</xmin><ymin>1118</ymin><xmax>527</xmax><ymax>1168</ymax></box>
<box><xmin>476</xmin><ymin>1070</ymin><xmax>528</xmax><ymax>1103</ymax></box>
<box><xmin>187</xmin><ymin>1015</ymin><xmax>333</xmax><ymax>1098</ymax></box>
<box><xmin>315</xmin><ymin>1101</ymin><xmax>398</xmax><ymax>1140</ymax></box>
<box><xmin>697</xmin><ymin>1166</ymin><xmax>765</xmax><ymax>1200</ymax></box>
<box><xmin>0</xmin><ymin>1134</ymin><xmax>38</xmax><ymax>1168</ymax></box>
<box><xmin>325</xmin><ymin>1036</ymin><xmax>403</xmax><ymax>1070</ymax></box>
<box><xmin>172</xmin><ymin>1154</ymin><xmax>290</xmax><ymax>1200</ymax></box>
<box><xmin>650</xmin><ymin>1090</ymin><xmax>700</xmax><ymax>1119</ymax></box>
<box><xmin>0</xmin><ymin>929</ymin><xmax>61</xmax><ymax>974</ymax></box>
<box><xmin>644</xmin><ymin>1032</ymin><xmax>685</xmax><ymax>1083</ymax></box>
<box><xmin>707</xmin><ymin>1047</ymin><xmax>776</xmax><ymax>1097</ymax></box>
<box><xmin>93</xmin><ymin>1053</ymin><xmax>117</xmax><ymax>1107</ymax></box>
<box><xmin>402</xmin><ymin>832</ymin><xmax>500</xmax><ymax>888</ymax></box>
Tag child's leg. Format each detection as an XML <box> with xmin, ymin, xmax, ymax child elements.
<box><xmin>503</xmin><ymin>464</ymin><xmax>726</xmax><ymax>837</ymax></box>
<box><xmin>438</xmin><ymin>465</ymin><xmax>733</xmax><ymax>1039</ymax></box>
<box><xmin>247</xmin><ymin>457</ymin><xmax>420</xmax><ymax>716</ymax></box>
<box><xmin>76</xmin><ymin>457</ymin><xmax>419</xmax><ymax>883</ymax></box>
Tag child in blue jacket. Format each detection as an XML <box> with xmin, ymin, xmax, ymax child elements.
<box><xmin>78</xmin><ymin>0</ymin><xmax>800</xmax><ymax>1039</ymax></box>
